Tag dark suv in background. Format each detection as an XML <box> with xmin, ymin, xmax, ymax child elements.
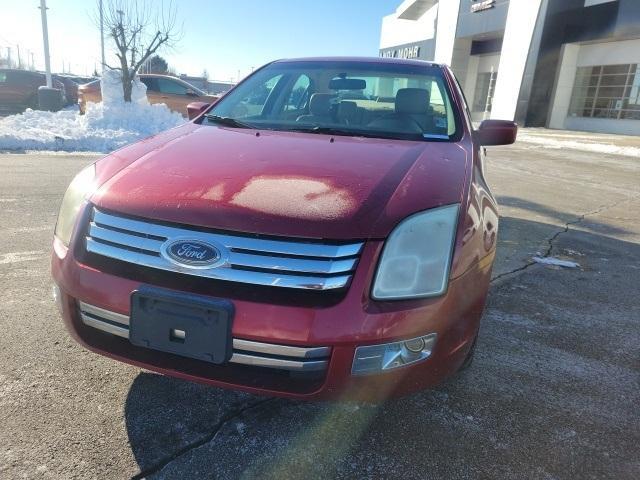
<box><xmin>0</xmin><ymin>69</ymin><xmax>66</xmax><ymax>115</ymax></box>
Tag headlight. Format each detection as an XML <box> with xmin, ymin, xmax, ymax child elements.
<box><xmin>372</xmin><ymin>204</ymin><xmax>459</xmax><ymax>300</ymax></box>
<box><xmin>54</xmin><ymin>164</ymin><xmax>97</xmax><ymax>246</ymax></box>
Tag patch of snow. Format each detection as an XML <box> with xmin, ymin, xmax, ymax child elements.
<box><xmin>532</xmin><ymin>256</ymin><xmax>581</xmax><ymax>268</ymax></box>
<box><xmin>0</xmin><ymin>69</ymin><xmax>185</xmax><ymax>153</ymax></box>
<box><xmin>518</xmin><ymin>132</ymin><xmax>640</xmax><ymax>158</ymax></box>
<box><xmin>0</xmin><ymin>250</ymin><xmax>45</xmax><ymax>265</ymax></box>
<box><xmin>235</xmin><ymin>422</ymin><xmax>246</xmax><ymax>435</ymax></box>
<box><xmin>101</xmin><ymin>69</ymin><xmax>148</xmax><ymax>107</ymax></box>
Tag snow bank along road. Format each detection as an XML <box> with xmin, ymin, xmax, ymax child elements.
<box><xmin>0</xmin><ymin>71</ymin><xmax>185</xmax><ymax>153</ymax></box>
<box><xmin>0</xmin><ymin>139</ymin><xmax>638</xmax><ymax>479</ymax></box>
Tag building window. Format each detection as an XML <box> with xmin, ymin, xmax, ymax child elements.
<box><xmin>472</xmin><ymin>71</ymin><xmax>497</xmax><ymax>115</ymax></box>
<box><xmin>569</xmin><ymin>64</ymin><xmax>640</xmax><ymax>120</ymax></box>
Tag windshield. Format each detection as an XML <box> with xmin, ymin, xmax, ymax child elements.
<box><xmin>206</xmin><ymin>60</ymin><xmax>459</xmax><ymax>141</ymax></box>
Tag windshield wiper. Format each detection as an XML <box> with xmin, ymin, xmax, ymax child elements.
<box><xmin>205</xmin><ymin>114</ymin><xmax>253</xmax><ymax>129</ymax></box>
<box><xmin>290</xmin><ymin>126</ymin><xmax>382</xmax><ymax>138</ymax></box>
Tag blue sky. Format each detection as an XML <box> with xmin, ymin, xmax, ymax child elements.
<box><xmin>0</xmin><ymin>0</ymin><xmax>399</xmax><ymax>80</ymax></box>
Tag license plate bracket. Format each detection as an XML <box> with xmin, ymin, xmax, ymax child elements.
<box><xmin>129</xmin><ymin>286</ymin><xmax>234</xmax><ymax>364</ymax></box>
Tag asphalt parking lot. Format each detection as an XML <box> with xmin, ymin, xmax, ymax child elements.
<box><xmin>1</xmin><ymin>134</ymin><xmax>639</xmax><ymax>479</ymax></box>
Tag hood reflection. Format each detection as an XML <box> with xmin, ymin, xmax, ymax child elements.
<box><xmin>231</xmin><ymin>176</ymin><xmax>356</xmax><ymax>220</ymax></box>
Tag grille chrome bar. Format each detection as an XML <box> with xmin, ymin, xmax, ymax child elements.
<box><xmin>86</xmin><ymin>207</ymin><xmax>363</xmax><ymax>290</ymax></box>
<box><xmin>78</xmin><ymin>302</ymin><xmax>330</xmax><ymax>372</ymax></box>
<box><xmin>92</xmin><ymin>209</ymin><xmax>362</xmax><ymax>258</ymax></box>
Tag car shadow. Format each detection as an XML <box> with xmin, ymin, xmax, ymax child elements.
<box><xmin>123</xmin><ymin>215</ymin><xmax>640</xmax><ymax>479</ymax></box>
<box><xmin>497</xmin><ymin>195</ymin><xmax>631</xmax><ymax>236</ymax></box>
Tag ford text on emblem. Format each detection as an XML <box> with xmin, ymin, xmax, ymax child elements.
<box><xmin>162</xmin><ymin>240</ymin><xmax>222</xmax><ymax>268</ymax></box>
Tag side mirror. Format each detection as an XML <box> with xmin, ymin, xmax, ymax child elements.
<box><xmin>185</xmin><ymin>88</ymin><xmax>198</xmax><ymax>97</ymax></box>
<box><xmin>187</xmin><ymin>101</ymin><xmax>210</xmax><ymax>120</ymax></box>
<box><xmin>475</xmin><ymin>120</ymin><xmax>518</xmax><ymax>146</ymax></box>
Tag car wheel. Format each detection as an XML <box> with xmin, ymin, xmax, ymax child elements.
<box><xmin>459</xmin><ymin>335</ymin><xmax>477</xmax><ymax>372</ymax></box>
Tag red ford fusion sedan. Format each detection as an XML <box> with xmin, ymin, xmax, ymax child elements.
<box><xmin>51</xmin><ymin>58</ymin><xmax>516</xmax><ymax>401</ymax></box>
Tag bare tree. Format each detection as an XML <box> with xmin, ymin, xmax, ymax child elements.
<box><xmin>99</xmin><ymin>0</ymin><xmax>181</xmax><ymax>102</ymax></box>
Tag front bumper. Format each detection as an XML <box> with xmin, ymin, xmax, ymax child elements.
<box><xmin>52</xmin><ymin>231</ymin><xmax>493</xmax><ymax>401</ymax></box>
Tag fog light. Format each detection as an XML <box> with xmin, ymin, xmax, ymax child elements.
<box><xmin>351</xmin><ymin>333</ymin><xmax>437</xmax><ymax>376</ymax></box>
<box><xmin>404</xmin><ymin>337</ymin><xmax>425</xmax><ymax>353</ymax></box>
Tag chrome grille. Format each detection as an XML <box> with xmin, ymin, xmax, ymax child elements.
<box><xmin>78</xmin><ymin>302</ymin><xmax>330</xmax><ymax>372</ymax></box>
<box><xmin>85</xmin><ymin>207</ymin><xmax>363</xmax><ymax>290</ymax></box>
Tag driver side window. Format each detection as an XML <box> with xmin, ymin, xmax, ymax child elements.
<box><xmin>233</xmin><ymin>74</ymin><xmax>283</xmax><ymax>118</ymax></box>
<box><xmin>156</xmin><ymin>78</ymin><xmax>188</xmax><ymax>95</ymax></box>
<box><xmin>284</xmin><ymin>75</ymin><xmax>311</xmax><ymax>111</ymax></box>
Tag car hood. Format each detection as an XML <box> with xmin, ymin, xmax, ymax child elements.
<box><xmin>91</xmin><ymin>124</ymin><xmax>469</xmax><ymax>239</ymax></box>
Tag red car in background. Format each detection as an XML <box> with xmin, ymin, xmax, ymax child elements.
<box><xmin>0</xmin><ymin>69</ymin><xmax>66</xmax><ymax>115</ymax></box>
<box><xmin>77</xmin><ymin>73</ymin><xmax>218</xmax><ymax>116</ymax></box>
<box><xmin>51</xmin><ymin>57</ymin><xmax>516</xmax><ymax>401</ymax></box>
<box><xmin>53</xmin><ymin>75</ymin><xmax>81</xmax><ymax>106</ymax></box>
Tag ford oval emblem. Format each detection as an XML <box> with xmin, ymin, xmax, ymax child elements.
<box><xmin>162</xmin><ymin>239</ymin><xmax>222</xmax><ymax>268</ymax></box>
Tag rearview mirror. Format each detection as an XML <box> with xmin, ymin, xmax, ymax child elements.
<box><xmin>329</xmin><ymin>78</ymin><xmax>367</xmax><ymax>90</ymax></box>
<box><xmin>187</xmin><ymin>101</ymin><xmax>210</xmax><ymax>120</ymax></box>
<box><xmin>475</xmin><ymin>120</ymin><xmax>518</xmax><ymax>146</ymax></box>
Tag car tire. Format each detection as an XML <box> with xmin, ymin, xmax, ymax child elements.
<box><xmin>459</xmin><ymin>335</ymin><xmax>477</xmax><ymax>372</ymax></box>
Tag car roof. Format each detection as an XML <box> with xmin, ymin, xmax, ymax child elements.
<box><xmin>139</xmin><ymin>73</ymin><xmax>175</xmax><ymax>78</ymax></box>
<box><xmin>272</xmin><ymin>56</ymin><xmax>443</xmax><ymax>68</ymax></box>
<box><xmin>138</xmin><ymin>73</ymin><xmax>205</xmax><ymax>93</ymax></box>
<box><xmin>0</xmin><ymin>68</ymin><xmax>43</xmax><ymax>75</ymax></box>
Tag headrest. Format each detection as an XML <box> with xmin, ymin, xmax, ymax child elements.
<box><xmin>337</xmin><ymin>101</ymin><xmax>357</xmax><ymax>116</ymax></box>
<box><xmin>395</xmin><ymin>88</ymin><xmax>431</xmax><ymax>115</ymax></box>
<box><xmin>309</xmin><ymin>93</ymin><xmax>333</xmax><ymax>115</ymax></box>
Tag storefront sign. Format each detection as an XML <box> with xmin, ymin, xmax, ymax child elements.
<box><xmin>471</xmin><ymin>0</ymin><xmax>496</xmax><ymax>13</ymax></box>
<box><xmin>380</xmin><ymin>45</ymin><xmax>421</xmax><ymax>60</ymax></box>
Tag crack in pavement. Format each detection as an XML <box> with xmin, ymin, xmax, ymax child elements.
<box><xmin>491</xmin><ymin>193</ymin><xmax>640</xmax><ymax>284</ymax></box>
<box><xmin>131</xmin><ymin>397</ymin><xmax>275</xmax><ymax>479</ymax></box>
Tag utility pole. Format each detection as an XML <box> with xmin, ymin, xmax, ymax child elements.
<box><xmin>99</xmin><ymin>0</ymin><xmax>105</xmax><ymax>71</ymax></box>
<box><xmin>6</xmin><ymin>47</ymin><xmax>10</xmax><ymax>68</ymax></box>
<box><xmin>16</xmin><ymin>45</ymin><xmax>21</xmax><ymax>69</ymax></box>
<box><xmin>39</xmin><ymin>0</ymin><xmax>52</xmax><ymax>87</ymax></box>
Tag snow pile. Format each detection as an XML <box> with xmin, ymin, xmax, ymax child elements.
<box><xmin>0</xmin><ymin>70</ymin><xmax>185</xmax><ymax>153</ymax></box>
<box><xmin>101</xmin><ymin>68</ymin><xmax>148</xmax><ymax>107</ymax></box>
<box><xmin>518</xmin><ymin>131</ymin><xmax>640</xmax><ymax>158</ymax></box>
<box><xmin>532</xmin><ymin>256</ymin><xmax>581</xmax><ymax>268</ymax></box>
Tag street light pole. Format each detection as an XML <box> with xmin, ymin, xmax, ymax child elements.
<box><xmin>99</xmin><ymin>0</ymin><xmax>105</xmax><ymax>71</ymax></box>
<box><xmin>39</xmin><ymin>0</ymin><xmax>52</xmax><ymax>87</ymax></box>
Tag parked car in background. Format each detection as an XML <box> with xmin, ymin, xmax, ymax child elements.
<box><xmin>68</xmin><ymin>75</ymin><xmax>96</xmax><ymax>85</ymax></box>
<box><xmin>52</xmin><ymin>57</ymin><xmax>517</xmax><ymax>401</ymax></box>
<box><xmin>77</xmin><ymin>74</ymin><xmax>219</xmax><ymax>116</ymax></box>
<box><xmin>53</xmin><ymin>75</ymin><xmax>79</xmax><ymax>106</ymax></box>
<box><xmin>0</xmin><ymin>69</ymin><xmax>66</xmax><ymax>115</ymax></box>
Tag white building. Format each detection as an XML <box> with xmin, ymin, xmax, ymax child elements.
<box><xmin>380</xmin><ymin>0</ymin><xmax>640</xmax><ymax>135</ymax></box>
